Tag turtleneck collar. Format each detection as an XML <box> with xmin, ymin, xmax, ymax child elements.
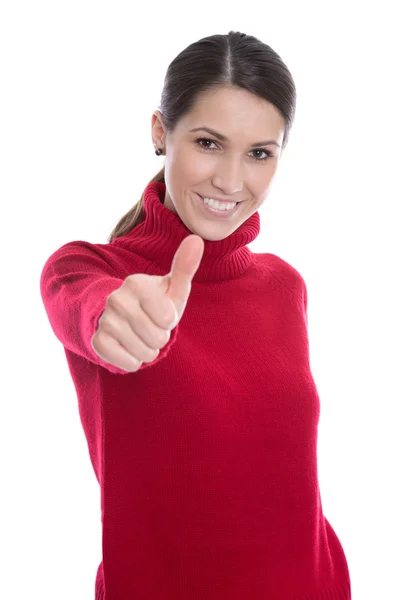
<box><xmin>114</xmin><ymin>181</ymin><xmax>260</xmax><ymax>282</ymax></box>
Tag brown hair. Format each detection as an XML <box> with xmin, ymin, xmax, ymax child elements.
<box><xmin>108</xmin><ymin>31</ymin><xmax>297</xmax><ymax>243</ymax></box>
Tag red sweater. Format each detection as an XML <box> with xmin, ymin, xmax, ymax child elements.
<box><xmin>40</xmin><ymin>182</ymin><xmax>351</xmax><ymax>599</ymax></box>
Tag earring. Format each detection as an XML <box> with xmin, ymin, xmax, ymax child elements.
<box><xmin>154</xmin><ymin>143</ymin><xmax>163</xmax><ymax>156</ymax></box>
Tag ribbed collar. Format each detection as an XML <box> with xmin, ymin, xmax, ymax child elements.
<box><xmin>114</xmin><ymin>181</ymin><xmax>260</xmax><ymax>282</ymax></box>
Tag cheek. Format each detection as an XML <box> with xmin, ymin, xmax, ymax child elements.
<box><xmin>174</xmin><ymin>147</ymin><xmax>211</xmax><ymax>181</ymax></box>
<box><xmin>254</xmin><ymin>163</ymin><xmax>277</xmax><ymax>186</ymax></box>
<box><xmin>245</xmin><ymin>169</ymin><xmax>276</xmax><ymax>201</ymax></box>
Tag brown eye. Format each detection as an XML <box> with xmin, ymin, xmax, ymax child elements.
<box><xmin>251</xmin><ymin>149</ymin><xmax>273</xmax><ymax>161</ymax></box>
<box><xmin>195</xmin><ymin>137</ymin><xmax>218</xmax><ymax>150</ymax></box>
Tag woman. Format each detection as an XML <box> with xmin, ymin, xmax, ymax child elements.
<box><xmin>40</xmin><ymin>31</ymin><xmax>352</xmax><ymax>600</ymax></box>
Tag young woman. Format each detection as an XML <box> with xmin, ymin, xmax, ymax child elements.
<box><xmin>40</xmin><ymin>30</ymin><xmax>351</xmax><ymax>600</ymax></box>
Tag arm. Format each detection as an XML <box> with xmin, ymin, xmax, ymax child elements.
<box><xmin>40</xmin><ymin>242</ymin><xmax>130</xmax><ymax>375</ymax></box>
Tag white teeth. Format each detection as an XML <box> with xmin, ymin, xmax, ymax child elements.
<box><xmin>202</xmin><ymin>197</ymin><xmax>237</xmax><ymax>211</ymax></box>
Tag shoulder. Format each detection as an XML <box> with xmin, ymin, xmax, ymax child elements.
<box><xmin>253</xmin><ymin>252</ymin><xmax>308</xmax><ymax>321</ymax></box>
<box><xmin>40</xmin><ymin>239</ymin><xmax>131</xmax><ymax>281</ymax></box>
<box><xmin>254</xmin><ymin>252</ymin><xmax>306</xmax><ymax>295</ymax></box>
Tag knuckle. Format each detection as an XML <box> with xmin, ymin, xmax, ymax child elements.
<box><xmin>92</xmin><ymin>328</ymin><xmax>104</xmax><ymax>345</ymax></box>
<box><xmin>106</xmin><ymin>291</ymin><xmax>123</xmax><ymax>311</ymax></box>
<box><xmin>125</xmin><ymin>274</ymin><xmax>139</xmax><ymax>286</ymax></box>
<box><xmin>142</xmin><ymin>347</ymin><xmax>159</xmax><ymax>363</ymax></box>
<box><xmin>91</xmin><ymin>332</ymin><xmax>106</xmax><ymax>357</ymax></box>
<box><xmin>155</xmin><ymin>328</ymin><xmax>169</xmax><ymax>347</ymax></box>
<box><xmin>164</xmin><ymin>311</ymin><xmax>175</xmax><ymax>328</ymax></box>
<box><xmin>131</xmin><ymin>358</ymin><xmax>142</xmax><ymax>370</ymax></box>
<box><xmin>98</xmin><ymin>313</ymin><xmax>114</xmax><ymax>335</ymax></box>
<box><xmin>162</xmin><ymin>328</ymin><xmax>171</xmax><ymax>344</ymax></box>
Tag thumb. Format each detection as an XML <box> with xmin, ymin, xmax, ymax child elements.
<box><xmin>165</xmin><ymin>234</ymin><xmax>204</xmax><ymax>318</ymax></box>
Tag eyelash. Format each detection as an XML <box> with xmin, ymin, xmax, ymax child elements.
<box><xmin>194</xmin><ymin>137</ymin><xmax>274</xmax><ymax>161</ymax></box>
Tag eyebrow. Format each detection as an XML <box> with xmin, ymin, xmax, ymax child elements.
<box><xmin>189</xmin><ymin>126</ymin><xmax>281</xmax><ymax>148</ymax></box>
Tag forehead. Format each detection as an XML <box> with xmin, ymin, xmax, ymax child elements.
<box><xmin>179</xmin><ymin>86</ymin><xmax>285</xmax><ymax>141</ymax></box>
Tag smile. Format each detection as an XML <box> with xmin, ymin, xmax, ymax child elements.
<box><xmin>196</xmin><ymin>193</ymin><xmax>241</xmax><ymax>219</ymax></box>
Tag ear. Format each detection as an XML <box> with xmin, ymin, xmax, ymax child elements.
<box><xmin>151</xmin><ymin>110</ymin><xmax>166</xmax><ymax>146</ymax></box>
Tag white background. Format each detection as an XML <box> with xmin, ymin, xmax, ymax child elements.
<box><xmin>1</xmin><ymin>1</ymin><xmax>399</xmax><ymax>599</ymax></box>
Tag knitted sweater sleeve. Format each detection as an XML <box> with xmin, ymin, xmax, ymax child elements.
<box><xmin>39</xmin><ymin>241</ymin><xmax>179</xmax><ymax>376</ymax></box>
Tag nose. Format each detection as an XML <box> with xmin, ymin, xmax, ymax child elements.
<box><xmin>212</xmin><ymin>158</ymin><xmax>243</xmax><ymax>195</ymax></box>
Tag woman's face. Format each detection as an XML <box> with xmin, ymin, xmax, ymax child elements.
<box><xmin>151</xmin><ymin>85</ymin><xmax>286</xmax><ymax>241</ymax></box>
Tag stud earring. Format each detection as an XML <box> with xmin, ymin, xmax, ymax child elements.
<box><xmin>154</xmin><ymin>143</ymin><xmax>163</xmax><ymax>156</ymax></box>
